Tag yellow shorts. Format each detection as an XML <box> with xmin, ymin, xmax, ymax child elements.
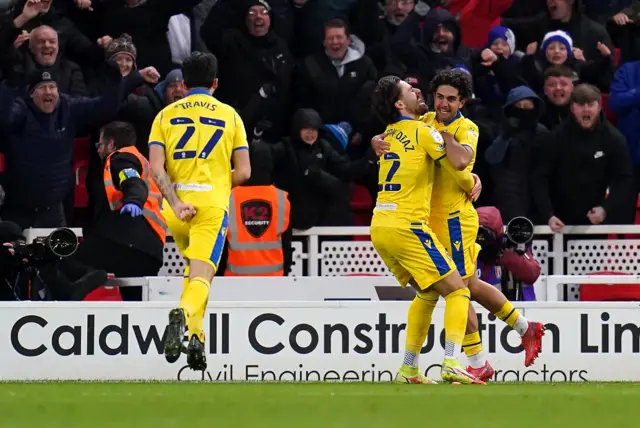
<box><xmin>430</xmin><ymin>209</ymin><xmax>480</xmax><ymax>280</ymax></box>
<box><xmin>371</xmin><ymin>224</ymin><xmax>455</xmax><ymax>290</ymax></box>
<box><xmin>162</xmin><ymin>202</ymin><xmax>228</xmax><ymax>270</ymax></box>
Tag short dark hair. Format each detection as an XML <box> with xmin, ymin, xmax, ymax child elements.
<box><xmin>101</xmin><ymin>121</ymin><xmax>136</xmax><ymax>149</ymax></box>
<box><xmin>543</xmin><ymin>65</ymin><xmax>574</xmax><ymax>81</ymax></box>
<box><xmin>371</xmin><ymin>75</ymin><xmax>402</xmax><ymax>125</ymax></box>
<box><xmin>181</xmin><ymin>51</ymin><xmax>218</xmax><ymax>89</ymax></box>
<box><xmin>324</xmin><ymin>18</ymin><xmax>350</xmax><ymax>35</ymax></box>
<box><xmin>571</xmin><ymin>83</ymin><xmax>601</xmax><ymax>105</ymax></box>
<box><xmin>429</xmin><ymin>69</ymin><xmax>472</xmax><ymax>101</ymax></box>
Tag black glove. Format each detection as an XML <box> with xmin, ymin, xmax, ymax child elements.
<box><xmin>259</xmin><ymin>82</ymin><xmax>277</xmax><ymax>99</ymax></box>
<box><xmin>253</xmin><ymin>120</ymin><xmax>272</xmax><ymax>139</ymax></box>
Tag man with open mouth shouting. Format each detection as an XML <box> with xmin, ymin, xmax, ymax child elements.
<box><xmin>0</xmin><ymin>60</ymin><xmax>129</xmax><ymax>229</ymax></box>
<box><xmin>532</xmin><ymin>83</ymin><xmax>635</xmax><ymax>231</ymax></box>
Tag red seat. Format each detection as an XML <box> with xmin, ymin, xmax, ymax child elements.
<box><xmin>579</xmin><ymin>271</ymin><xmax>640</xmax><ymax>302</ymax></box>
<box><xmin>74</xmin><ymin>160</ymin><xmax>89</xmax><ymax>208</ymax></box>
<box><xmin>83</xmin><ymin>286</ymin><xmax>123</xmax><ymax>301</ymax></box>
<box><xmin>74</xmin><ymin>137</ymin><xmax>91</xmax><ymax>163</ymax></box>
<box><xmin>601</xmin><ymin>93</ymin><xmax>617</xmax><ymax>124</ymax></box>
<box><xmin>0</xmin><ymin>153</ymin><xmax>4</xmax><ymax>174</ymax></box>
<box><xmin>351</xmin><ymin>184</ymin><xmax>373</xmax><ymax>230</ymax></box>
<box><xmin>614</xmin><ymin>48</ymin><xmax>621</xmax><ymax>67</ymax></box>
<box><xmin>83</xmin><ymin>274</ymin><xmax>123</xmax><ymax>301</ymax></box>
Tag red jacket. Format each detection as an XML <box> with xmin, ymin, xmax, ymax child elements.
<box><xmin>446</xmin><ymin>0</ymin><xmax>513</xmax><ymax>48</ymax></box>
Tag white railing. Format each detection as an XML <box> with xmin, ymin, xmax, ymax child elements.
<box><xmin>22</xmin><ymin>225</ymin><xmax>640</xmax><ymax>301</ymax></box>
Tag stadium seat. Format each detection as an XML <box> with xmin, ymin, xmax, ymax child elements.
<box><xmin>579</xmin><ymin>271</ymin><xmax>640</xmax><ymax>302</ymax></box>
<box><xmin>74</xmin><ymin>137</ymin><xmax>91</xmax><ymax>163</ymax></box>
<box><xmin>601</xmin><ymin>93</ymin><xmax>617</xmax><ymax>125</ymax></box>
<box><xmin>0</xmin><ymin>153</ymin><xmax>4</xmax><ymax>174</ymax></box>
<box><xmin>350</xmin><ymin>184</ymin><xmax>373</xmax><ymax>230</ymax></box>
<box><xmin>74</xmin><ymin>160</ymin><xmax>89</xmax><ymax>208</ymax></box>
<box><xmin>614</xmin><ymin>48</ymin><xmax>621</xmax><ymax>67</ymax></box>
<box><xmin>83</xmin><ymin>285</ymin><xmax>123</xmax><ymax>301</ymax></box>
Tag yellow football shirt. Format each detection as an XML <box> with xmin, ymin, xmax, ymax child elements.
<box><xmin>420</xmin><ymin>111</ymin><xmax>479</xmax><ymax>216</ymax></box>
<box><xmin>371</xmin><ymin>116</ymin><xmax>449</xmax><ymax>228</ymax></box>
<box><xmin>148</xmin><ymin>89</ymin><xmax>248</xmax><ymax>210</ymax></box>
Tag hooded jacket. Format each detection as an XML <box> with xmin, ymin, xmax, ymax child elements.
<box><xmin>392</xmin><ymin>8</ymin><xmax>474</xmax><ymax>93</ymax></box>
<box><xmin>532</xmin><ymin>109</ymin><xmax>635</xmax><ymax>225</ymax></box>
<box><xmin>294</xmin><ymin>34</ymin><xmax>377</xmax><ymax>130</ymax></box>
<box><xmin>484</xmin><ymin>86</ymin><xmax>548</xmax><ymax>222</ymax></box>
<box><xmin>265</xmin><ymin>109</ymin><xmax>376</xmax><ymax>229</ymax></box>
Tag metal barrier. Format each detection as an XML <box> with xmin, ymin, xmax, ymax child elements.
<box><xmin>21</xmin><ymin>225</ymin><xmax>640</xmax><ymax>301</ymax></box>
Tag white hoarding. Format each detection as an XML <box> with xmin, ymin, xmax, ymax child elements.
<box><xmin>2</xmin><ymin>302</ymin><xmax>639</xmax><ymax>382</ymax></box>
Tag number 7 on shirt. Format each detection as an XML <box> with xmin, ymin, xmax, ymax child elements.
<box><xmin>171</xmin><ymin>117</ymin><xmax>226</xmax><ymax>160</ymax></box>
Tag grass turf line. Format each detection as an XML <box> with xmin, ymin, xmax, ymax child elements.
<box><xmin>0</xmin><ymin>382</ymin><xmax>637</xmax><ymax>428</ymax></box>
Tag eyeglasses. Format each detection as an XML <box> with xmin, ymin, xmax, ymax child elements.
<box><xmin>248</xmin><ymin>9</ymin><xmax>269</xmax><ymax>17</ymax></box>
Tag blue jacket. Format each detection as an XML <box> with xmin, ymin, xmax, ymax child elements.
<box><xmin>0</xmin><ymin>65</ymin><xmax>125</xmax><ymax>207</ymax></box>
<box><xmin>609</xmin><ymin>61</ymin><xmax>640</xmax><ymax>166</ymax></box>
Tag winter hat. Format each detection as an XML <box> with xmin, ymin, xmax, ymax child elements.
<box><xmin>488</xmin><ymin>26</ymin><xmax>516</xmax><ymax>55</ymax></box>
<box><xmin>246</xmin><ymin>0</ymin><xmax>271</xmax><ymax>12</ymax></box>
<box><xmin>324</xmin><ymin>122</ymin><xmax>353</xmax><ymax>149</ymax></box>
<box><xmin>541</xmin><ymin>30</ymin><xmax>573</xmax><ymax>56</ymax></box>
<box><xmin>27</xmin><ymin>69</ymin><xmax>58</xmax><ymax>93</ymax></box>
<box><xmin>154</xmin><ymin>69</ymin><xmax>184</xmax><ymax>102</ymax></box>
<box><xmin>452</xmin><ymin>64</ymin><xmax>472</xmax><ymax>77</ymax></box>
<box><xmin>105</xmin><ymin>34</ymin><xmax>138</xmax><ymax>63</ymax></box>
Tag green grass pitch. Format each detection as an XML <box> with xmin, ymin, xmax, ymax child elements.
<box><xmin>0</xmin><ymin>382</ymin><xmax>637</xmax><ymax>427</ymax></box>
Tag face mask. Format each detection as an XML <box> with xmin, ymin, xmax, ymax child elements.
<box><xmin>506</xmin><ymin>106</ymin><xmax>538</xmax><ymax>129</ymax></box>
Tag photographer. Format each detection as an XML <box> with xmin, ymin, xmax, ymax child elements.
<box><xmin>0</xmin><ymin>221</ymin><xmax>107</xmax><ymax>301</ymax></box>
<box><xmin>476</xmin><ymin>206</ymin><xmax>541</xmax><ymax>301</ymax></box>
<box><xmin>75</xmin><ymin>121</ymin><xmax>166</xmax><ymax>301</ymax></box>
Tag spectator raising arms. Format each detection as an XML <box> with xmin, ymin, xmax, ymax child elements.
<box><xmin>0</xmin><ymin>61</ymin><xmax>127</xmax><ymax>229</ymax></box>
<box><xmin>200</xmin><ymin>0</ymin><xmax>294</xmax><ymax>140</ymax></box>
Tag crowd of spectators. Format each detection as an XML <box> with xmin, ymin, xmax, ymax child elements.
<box><xmin>1</xmin><ymin>0</ymin><xmax>640</xmax><ymax>235</ymax></box>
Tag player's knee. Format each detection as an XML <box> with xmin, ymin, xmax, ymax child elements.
<box><xmin>416</xmin><ymin>289</ymin><xmax>439</xmax><ymax>305</ymax></box>
<box><xmin>444</xmin><ymin>286</ymin><xmax>470</xmax><ymax>301</ymax></box>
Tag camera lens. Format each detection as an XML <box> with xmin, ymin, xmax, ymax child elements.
<box><xmin>505</xmin><ymin>217</ymin><xmax>534</xmax><ymax>245</ymax></box>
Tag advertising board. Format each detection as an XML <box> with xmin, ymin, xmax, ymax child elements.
<box><xmin>3</xmin><ymin>302</ymin><xmax>640</xmax><ymax>381</ymax></box>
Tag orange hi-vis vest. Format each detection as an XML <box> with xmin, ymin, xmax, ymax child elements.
<box><xmin>103</xmin><ymin>146</ymin><xmax>167</xmax><ymax>244</ymax></box>
<box><xmin>226</xmin><ymin>185</ymin><xmax>290</xmax><ymax>276</ymax></box>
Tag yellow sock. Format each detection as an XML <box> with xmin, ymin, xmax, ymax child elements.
<box><xmin>180</xmin><ymin>266</ymin><xmax>190</xmax><ymax>301</ymax></box>
<box><xmin>495</xmin><ymin>301</ymin><xmax>519</xmax><ymax>328</ymax></box>
<box><xmin>462</xmin><ymin>331</ymin><xmax>483</xmax><ymax>358</ymax></box>
<box><xmin>180</xmin><ymin>277</ymin><xmax>210</xmax><ymax>341</ymax></box>
<box><xmin>402</xmin><ymin>291</ymin><xmax>438</xmax><ymax>373</ymax></box>
<box><xmin>443</xmin><ymin>287</ymin><xmax>471</xmax><ymax>358</ymax></box>
<box><xmin>495</xmin><ymin>301</ymin><xmax>529</xmax><ymax>336</ymax></box>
